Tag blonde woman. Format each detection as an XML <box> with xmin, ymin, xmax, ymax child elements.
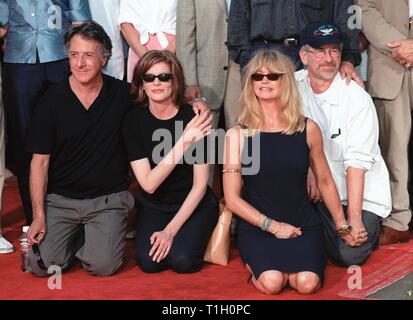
<box><xmin>223</xmin><ymin>49</ymin><xmax>349</xmax><ymax>295</ymax></box>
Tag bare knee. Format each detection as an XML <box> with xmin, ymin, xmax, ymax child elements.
<box><xmin>257</xmin><ymin>271</ymin><xmax>287</xmax><ymax>295</ymax></box>
<box><xmin>295</xmin><ymin>272</ymin><xmax>320</xmax><ymax>294</ymax></box>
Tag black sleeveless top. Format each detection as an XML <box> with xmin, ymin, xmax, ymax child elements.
<box><xmin>240</xmin><ymin>124</ymin><xmax>321</xmax><ymax>230</ymax></box>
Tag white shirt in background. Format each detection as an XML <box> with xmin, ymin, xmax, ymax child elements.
<box><xmin>89</xmin><ymin>0</ymin><xmax>125</xmax><ymax>80</ymax></box>
<box><xmin>296</xmin><ymin>69</ymin><xmax>392</xmax><ymax>218</ymax></box>
<box><xmin>118</xmin><ymin>0</ymin><xmax>176</xmax><ymax>49</ymax></box>
<box><xmin>409</xmin><ymin>0</ymin><xmax>413</xmax><ymax>18</ymax></box>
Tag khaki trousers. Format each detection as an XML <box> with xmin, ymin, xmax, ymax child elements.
<box><xmin>208</xmin><ymin>60</ymin><xmax>242</xmax><ymax>186</ymax></box>
<box><xmin>374</xmin><ymin>69</ymin><xmax>413</xmax><ymax>231</ymax></box>
<box><xmin>210</xmin><ymin>60</ymin><xmax>242</xmax><ymax>130</ymax></box>
<box><xmin>223</xmin><ymin>60</ymin><xmax>242</xmax><ymax>129</ymax></box>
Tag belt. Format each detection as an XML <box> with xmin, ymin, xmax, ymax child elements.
<box><xmin>262</xmin><ymin>36</ymin><xmax>299</xmax><ymax>47</ymax></box>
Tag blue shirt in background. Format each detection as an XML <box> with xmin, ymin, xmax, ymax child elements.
<box><xmin>0</xmin><ymin>0</ymin><xmax>90</xmax><ymax>64</ymax></box>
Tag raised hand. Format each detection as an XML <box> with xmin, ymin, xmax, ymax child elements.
<box><xmin>181</xmin><ymin>109</ymin><xmax>212</xmax><ymax>145</ymax></box>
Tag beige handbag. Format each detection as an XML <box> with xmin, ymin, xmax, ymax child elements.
<box><xmin>204</xmin><ymin>199</ymin><xmax>232</xmax><ymax>265</ymax></box>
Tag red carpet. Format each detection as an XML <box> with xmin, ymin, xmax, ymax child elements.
<box><xmin>1</xmin><ymin>179</ymin><xmax>412</xmax><ymax>300</ymax></box>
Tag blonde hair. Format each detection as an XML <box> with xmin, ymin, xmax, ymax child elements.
<box><xmin>238</xmin><ymin>49</ymin><xmax>305</xmax><ymax>135</ymax></box>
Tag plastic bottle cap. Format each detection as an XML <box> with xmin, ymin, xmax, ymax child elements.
<box><xmin>22</xmin><ymin>226</ymin><xmax>29</xmax><ymax>233</ymax></box>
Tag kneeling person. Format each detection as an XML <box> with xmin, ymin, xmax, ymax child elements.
<box><xmin>26</xmin><ymin>21</ymin><xmax>134</xmax><ymax>277</ymax></box>
<box><xmin>123</xmin><ymin>51</ymin><xmax>219</xmax><ymax>274</ymax></box>
<box><xmin>297</xmin><ymin>22</ymin><xmax>392</xmax><ymax>266</ymax></box>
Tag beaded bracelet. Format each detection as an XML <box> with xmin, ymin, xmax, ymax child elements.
<box><xmin>336</xmin><ymin>224</ymin><xmax>353</xmax><ymax>237</ymax></box>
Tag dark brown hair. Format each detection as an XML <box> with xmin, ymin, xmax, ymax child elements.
<box><xmin>131</xmin><ymin>50</ymin><xmax>186</xmax><ymax>107</ymax></box>
<box><xmin>64</xmin><ymin>21</ymin><xmax>112</xmax><ymax>59</ymax></box>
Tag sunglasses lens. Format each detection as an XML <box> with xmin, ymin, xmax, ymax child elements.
<box><xmin>142</xmin><ymin>74</ymin><xmax>156</xmax><ymax>82</ymax></box>
<box><xmin>251</xmin><ymin>73</ymin><xmax>281</xmax><ymax>81</ymax></box>
<box><xmin>267</xmin><ymin>73</ymin><xmax>280</xmax><ymax>81</ymax></box>
<box><xmin>158</xmin><ymin>73</ymin><xmax>172</xmax><ymax>82</ymax></box>
<box><xmin>251</xmin><ymin>73</ymin><xmax>264</xmax><ymax>81</ymax></box>
<box><xmin>142</xmin><ymin>73</ymin><xmax>172</xmax><ymax>82</ymax></box>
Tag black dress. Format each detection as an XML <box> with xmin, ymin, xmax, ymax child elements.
<box><xmin>238</xmin><ymin>124</ymin><xmax>325</xmax><ymax>281</ymax></box>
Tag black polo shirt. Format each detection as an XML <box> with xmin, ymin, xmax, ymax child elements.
<box><xmin>26</xmin><ymin>74</ymin><xmax>130</xmax><ymax>199</ymax></box>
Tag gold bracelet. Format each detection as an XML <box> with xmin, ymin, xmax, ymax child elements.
<box><xmin>222</xmin><ymin>168</ymin><xmax>242</xmax><ymax>174</ymax></box>
<box><xmin>336</xmin><ymin>224</ymin><xmax>352</xmax><ymax>237</ymax></box>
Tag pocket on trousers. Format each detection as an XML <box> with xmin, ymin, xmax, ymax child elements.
<box><xmin>119</xmin><ymin>191</ymin><xmax>135</xmax><ymax>212</ymax></box>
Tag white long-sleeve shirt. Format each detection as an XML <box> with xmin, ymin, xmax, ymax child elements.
<box><xmin>296</xmin><ymin>69</ymin><xmax>391</xmax><ymax>218</ymax></box>
<box><xmin>118</xmin><ymin>0</ymin><xmax>176</xmax><ymax>49</ymax></box>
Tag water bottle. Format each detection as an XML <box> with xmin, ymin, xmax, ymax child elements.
<box><xmin>20</xmin><ymin>226</ymin><xmax>31</xmax><ymax>272</ymax></box>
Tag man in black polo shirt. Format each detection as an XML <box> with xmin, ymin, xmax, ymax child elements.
<box><xmin>227</xmin><ymin>0</ymin><xmax>363</xmax><ymax>86</ymax></box>
<box><xmin>26</xmin><ymin>21</ymin><xmax>134</xmax><ymax>277</ymax></box>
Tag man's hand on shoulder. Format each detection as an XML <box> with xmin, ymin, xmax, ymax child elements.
<box><xmin>184</xmin><ymin>85</ymin><xmax>201</xmax><ymax>103</ymax></box>
<box><xmin>339</xmin><ymin>61</ymin><xmax>364</xmax><ymax>88</ymax></box>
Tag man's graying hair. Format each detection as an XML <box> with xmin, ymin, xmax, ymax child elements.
<box><xmin>64</xmin><ymin>21</ymin><xmax>112</xmax><ymax>59</ymax></box>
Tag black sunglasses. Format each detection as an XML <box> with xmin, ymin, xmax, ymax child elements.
<box><xmin>251</xmin><ymin>73</ymin><xmax>282</xmax><ymax>81</ymax></box>
<box><xmin>142</xmin><ymin>73</ymin><xmax>173</xmax><ymax>83</ymax></box>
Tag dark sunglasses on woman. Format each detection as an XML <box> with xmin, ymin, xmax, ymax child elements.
<box><xmin>251</xmin><ymin>73</ymin><xmax>282</xmax><ymax>81</ymax></box>
<box><xmin>142</xmin><ymin>73</ymin><xmax>173</xmax><ymax>83</ymax></box>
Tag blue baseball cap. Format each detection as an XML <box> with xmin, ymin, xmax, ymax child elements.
<box><xmin>299</xmin><ymin>22</ymin><xmax>346</xmax><ymax>48</ymax></box>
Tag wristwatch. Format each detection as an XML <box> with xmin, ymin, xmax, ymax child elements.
<box><xmin>192</xmin><ymin>97</ymin><xmax>207</xmax><ymax>104</ymax></box>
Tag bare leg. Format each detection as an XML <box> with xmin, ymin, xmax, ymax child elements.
<box><xmin>246</xmin><ymin>264</ymin><xmax>288</xmax><ymax>295</ymax></box>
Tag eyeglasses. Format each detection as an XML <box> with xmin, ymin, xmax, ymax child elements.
<box><xmin>142</xmin><ymin>73</ymin><xmax>173</xmax><ymax>83</ymax></box>
<box><xmin>251</xmin><ymin>73</ymin><xmax>282</xmax><ymax>81</ymax></box>
<box><xmin>305</xmin><ymin>49</ymin><xmax>341</xmax><ymax>58</ymax></box>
